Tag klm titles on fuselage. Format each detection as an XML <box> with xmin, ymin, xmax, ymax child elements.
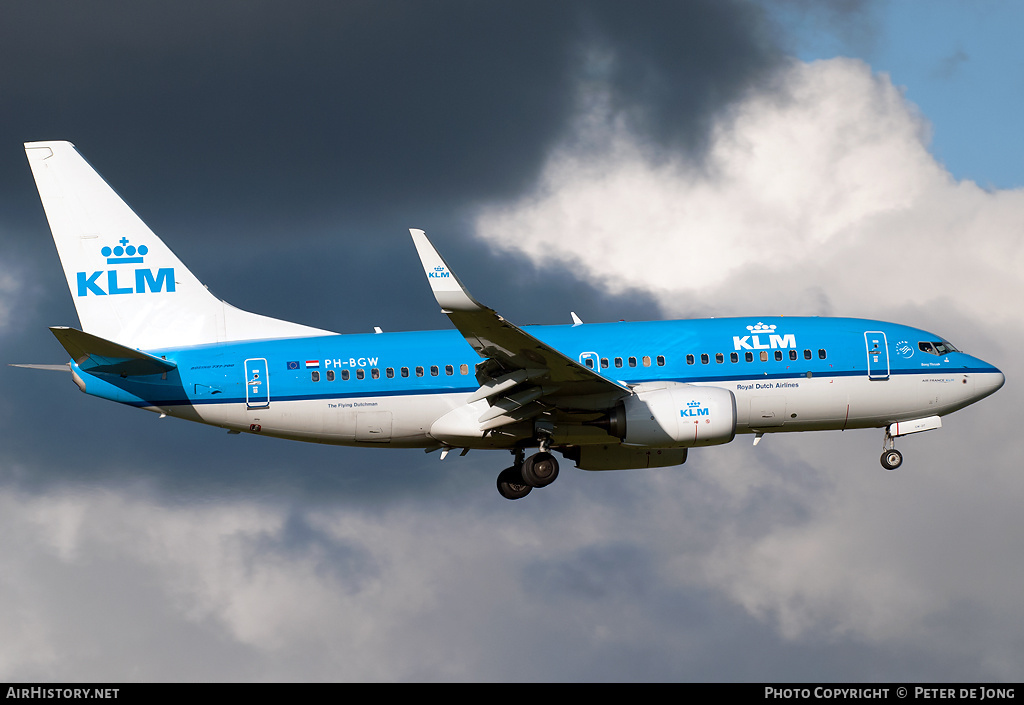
<box><xmin>76</xmin><ymin>237</ymin><xmax>174</xmax><ymax>296</ymax></box>
<box><xmin>733</xmin><ymin>322</ymin><xmax>796</xmax><ymax>351</ymax></box>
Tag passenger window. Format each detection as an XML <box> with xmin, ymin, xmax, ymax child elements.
<box><xmin>700</xmin><ymin>354</ymin><xmax>709</xmax><ymax>364</ymax></box>
<box><xmin>818</xmin><ymin>349</ymin><xmax>827</xmax><ymax>359</ymax></box>
<box><xmin>760</xmin><ymin>351</ymin><xmax>768</xmax><ymax>362</ymax></box>
<box><xmin>656</xmin><ymin>355</ymin><xmax>665</xmax><ymax>366</ymax></box>
<box><xmin>311</xmin><ymin>371</ymin><xmax>320</xmax><ymax>382</ymax></box>
<box><xmin>789</xmin><ymin>350</ymin><xmax>797</xmax><ymax>361</ymax></box>
<box><xmin>430</xmin><ymin>365</ymin><xmax>439</xmax><ymax>376</ymax></box>
<box><xmin>371</xmin><ymin>368</ymin><xmax>380</xmax><ymax>379</ymax></box>
<box><xmin>804</xmin><ymin>349</ymin><xmax>812</xmax><ymax>360</ymax></box>
<box><xmin>628</xmin><ymin>356</ymin><xmax>637</xmax><ymax>367</ymax></box>
<box><xmin>745</xmin><ymin>352</ymin><xmax>753</xmax><ymax>362</ymax></box>
<box><xmin>601</xmin><ymin>358</ymin><xmax>609</xmax><ymax>369</ymax></box>
<box><xmin>445</xmin><ymin>364</ymin><xmax>454</xmax><ymax>376</ymax></box>
<box><xmin>642</xmin><ymin>355</ymin><xmax>651</xmax><ymax>367</ymax></box>
<box><xmin>775</xmin><ymin>350</ymin><xmax>783</xmax><ymax>361</ymax></box>
<box><xmin>356</xmin><ymin>369</ymin><xmax>365</xmax><ymax>380</ymax></box>
<box><xmin>686</xmin><ymin>354</ymin><xmax>694</xmax><ymax>365</ymax></box>
<box><xmin>715</xmin><ymin>353</ymin><xmax>724</xmax><ymax>363</ymax></box>
<box><xmin>416</xmin><ymin>366</ymin><xmax>424</xmax><ymax>377</ymax></box>
<box><xmin>401</xmin><ymin>367</ymin><xmax>409</xmax><ymax>378</ymax></box>
<box><xmin>585</xmin><ymin>358</ymin><xmax>594</xmax><ymax>368</ymax></box>
<box><xmin>730</xmin><ymin>352</ymin><xmax>738</xmax><ymax>363</ymax></box>
<box><xmin>342</xmin><ymin>369</ymin><xmax>350</xmax><ymax>381</ymax></box>
<box><xmin>615</xmin><ymin>357</ymin><xmax>623</xmax><ymax>368</ymax></box>
<box><xmin>386</xmin><ymin>367</ymin><xmax>394</xmax><ymax>378</ymax></box>
<box><xmin>460</xmin><ymin>364</ymin><xmax>469</xmax><ymax>375</ymax></box>
<box><xmin>327</xmin><ymin>370</ymin><xmax>335</xmax><ymax>381</ymax></box>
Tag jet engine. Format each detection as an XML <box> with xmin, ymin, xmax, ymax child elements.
<box><xmin>599</xmin><ymin>382</ymin><xmax>737</xmax><ymax>448</ymax></box>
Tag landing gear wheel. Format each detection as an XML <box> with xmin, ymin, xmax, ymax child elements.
<box><xmin>880</xmin><ymin>448</ymin><xmax>903</xmax><ymax>470</ymax></box>
<box><xmin>497</xmin><ymin>467</ymin><xmax>532</xmax><ymax>500</ymax></box>
<box><xmin>521</xmin><ymin>451</ymin><xmax>559</xmax><ymax>488</ymax></box>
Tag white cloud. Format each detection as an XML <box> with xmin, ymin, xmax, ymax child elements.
<box><xmin>1</xmin><ymin>427</ymin><xmax>1022</xmax><ymax>681</ymax></box>
<box><xmin>475</xmin><ymin>58</ymin><xmax>1024</xmax><ymax>326</ymax></box>
<box><xmin>0</xmin><ymin>482</ymin><xmax>703</xmax><ymax>681</ymax></box>
<box><xmin>474</xmin><ymin>56</ymin><xmax>1024</xmax><ymax>676</ymax></box>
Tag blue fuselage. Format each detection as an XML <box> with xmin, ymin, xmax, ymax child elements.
<box><xmin>69</xmin><ymin>316</ymin><xmax>1003</xmax><ymax>449</ymax></box>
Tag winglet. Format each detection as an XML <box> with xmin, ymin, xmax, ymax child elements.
<box><xmin>409</xmin><ymin>229</ymin><xmax>485</xmax><ymax>312</ymax></box>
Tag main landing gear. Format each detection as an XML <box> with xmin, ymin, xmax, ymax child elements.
<box><xmin>496</xmin><ymin>445</ymin><xmax>560</xmax><ymax>500</ymax></box>
<box><xmin>880</xmin><ymin>429</ymin><xmax>903</xmax><ymax>470</ymax></box>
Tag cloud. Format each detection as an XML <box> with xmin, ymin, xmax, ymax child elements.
<box><xmin>474</xmin><ymin>56</ymin><xmax>1024</xmax><ymax>678</ymax></box>
<box><xmin>0</xmin><ymin>480</ymin><xmax>762</xmax><ymax>681</ymax></box>
<box><xmin>932</xmin><ymin>48</ymin><xmax>970</xmax><ymax>80</ymax></box>
<box><xmin>4</xmin><ymin>5</ymin><xmax>1022</xmax><ymax>683</ymax></box>
<box><xmin>476</xmin><ymin>57</ymin><xmax>1023</xmax><ymax>323</ymax></box>
<box><xmin>0</xmin><ymin>268</ymin><xmax>20</xmax><ymax>335</ymax></box>
<box><xmin>5</xmin><ymin>429</ymin><xmax>1020</xmax><ymax>681</ymax></box>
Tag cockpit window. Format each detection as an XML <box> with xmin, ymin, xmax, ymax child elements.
<box><xmin>919</xmin><ymin>341</ymin><xmax>959</xmax><ymax>356</ymax></box>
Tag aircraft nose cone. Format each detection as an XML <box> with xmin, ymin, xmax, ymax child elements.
<box><xmin>974</xmin><ymin>368</ymin><xmax>1005</xmax><ymax>400</ymax></box>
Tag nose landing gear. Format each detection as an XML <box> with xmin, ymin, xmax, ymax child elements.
<box><xmin>880</xmin><ymin>430</ymin><xmax>903</xmax><ymax>470</ymax></box>
<box><xmin>881</xmin><ymin>448</ymin><xmax>903</xmax><ymax>470</ymax></box>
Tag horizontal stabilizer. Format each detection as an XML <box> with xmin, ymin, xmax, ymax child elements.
<box><xmin>9</xmin><ymin>363</ymin><xmax>71</xmax><ymax>372</ymax></box>
<box><xmin>50</xmin><ymin>326</ymin><xmax>177</xmax><ymax>376</ymax></box>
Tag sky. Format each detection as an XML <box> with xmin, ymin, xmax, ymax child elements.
<box><xmin>0</xmin><ymin>0</ymin><xmax>1022</xmax><ymax>682</ymax></box>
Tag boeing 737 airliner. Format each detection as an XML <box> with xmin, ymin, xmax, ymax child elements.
<box><xmin>18</xmin><ymin>141</ymin><xmax>1004</xmax><ymax>499</ymax></box>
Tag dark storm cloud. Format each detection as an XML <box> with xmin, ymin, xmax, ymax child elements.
<box><xmin>0</xmin><ymin>0</ymin><xmax>787</xmax><ymax>501</ymax></box>
<box><xmin>576</xmin><ymin>0</ymin><xmax>781</xmax><ymax>154</ymax></box>
<box><xmin>1</xmin><ymin>1</ymin><xmax>783</xmax><ymax>216</ymax></box>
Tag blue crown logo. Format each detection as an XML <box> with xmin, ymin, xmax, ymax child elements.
<box><xmin>101</xmin><ymin>237</ymin><xmax>149</xmax><ymax>264</ymax></box>
<box><xmin>747</xmin><ymin>322</ymin><xmax>776</xmax><ymax>333</ymax></box>
<box><xmin>687</xmin><ymin>400</ymin><xmax>701</xmax><ymax>408</ymax></box>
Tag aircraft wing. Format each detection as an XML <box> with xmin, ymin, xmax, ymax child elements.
<box><xmin>410</xmin><ymin>230</ymin><xmax>629</xmax><ymax>428</ymax></box>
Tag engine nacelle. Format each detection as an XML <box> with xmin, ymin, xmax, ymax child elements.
<box><xmin>609</xmin><ymin>382</ymin><xmax>737</xmax><ymax>448</ymax></box>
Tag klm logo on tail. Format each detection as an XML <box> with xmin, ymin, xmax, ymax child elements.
<box><xmin>427</xmin><ymin>266</ymin><xmax>450</xmax><ymax>279</ymax></box>
<box><xmin>76</xmin><ymin>238</ymin><xmax>175</xmax><ymax>296</ymax></box>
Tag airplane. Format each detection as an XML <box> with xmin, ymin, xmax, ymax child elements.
<box><xmin>18</xmin><ymin>141</ymin><xmax>1005</xmax><ymax>499</ymax></box>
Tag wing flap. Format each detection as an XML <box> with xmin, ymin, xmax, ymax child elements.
<box><xmin>479</xmin><ymin>401</ymin><xmax>547</xmax><ymax>431</ymax></box>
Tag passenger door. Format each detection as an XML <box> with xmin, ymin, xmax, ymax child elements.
<box><xmin>244</xmin><ymin>358</ymin><xmax>270</xmax><ymax>408</ymax></box>
<box><xmin>864</xmin><ymin>331</ymin><xmax>890</xmax><ymax>380</ymax></box>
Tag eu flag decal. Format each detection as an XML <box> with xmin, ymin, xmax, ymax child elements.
<box><xmin>286</xmin><ymin>361</ymin><xmax>300</xmax><ymax>370</ymax></box>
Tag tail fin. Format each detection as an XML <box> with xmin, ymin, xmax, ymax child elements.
<box><xmin>25</xmin><ymin>141</ymin><xmax>333</xmax><ymax>350</ymax></box>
